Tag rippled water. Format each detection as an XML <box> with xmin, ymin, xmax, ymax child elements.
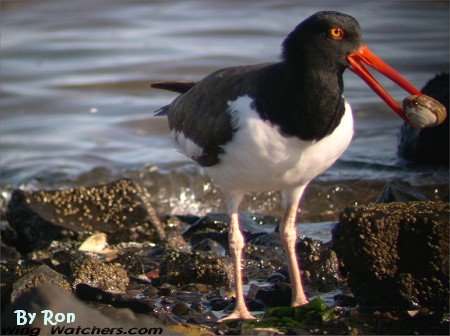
<box><xmin>1</xmin><ymin>0</ymin><xmax>449</xmax><ymax>216</ymax></box>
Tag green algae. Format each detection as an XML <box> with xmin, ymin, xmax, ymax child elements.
<box><xmin>242</xmin><ymin>297</ymin><xmax>335</xmax><ymax>331</ymax></box>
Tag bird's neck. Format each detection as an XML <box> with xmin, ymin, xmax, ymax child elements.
<box><xmin>260</xmin><ymin>61</ymin><xmax>346</xmax><ymax>141</ymax></box>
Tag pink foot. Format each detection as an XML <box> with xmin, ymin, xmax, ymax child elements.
<box><xmin>218</xmin><ymin>308</ymin><xmax>257</xmax><ymax>322</ymax></box>
<box><xmin>292</xmin><ymin>297</ymin><xmax>309</xmax><ymax>307</ymax></box>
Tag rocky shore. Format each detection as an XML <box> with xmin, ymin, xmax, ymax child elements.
<box><xmin>1</xmin><ymin>178</ymin><xmax>449</xmax><ymax>335</ymax></box>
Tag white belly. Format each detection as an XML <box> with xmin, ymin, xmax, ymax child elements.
<box><xmin>205</xmin><ymin>95</ymin><xmax>354</xmax><ymax>193</ymax></box>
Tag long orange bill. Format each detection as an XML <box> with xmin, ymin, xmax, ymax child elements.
<box><xmin>347</xmin><ymin>45</ymin><xmax>422</xmax><ymax>123</ymax></box>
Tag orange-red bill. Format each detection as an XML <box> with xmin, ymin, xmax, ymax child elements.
<box><xmin>347</xmin><ymin>45</ymin><xmax>422</xmax><ymax>123</ymax></box>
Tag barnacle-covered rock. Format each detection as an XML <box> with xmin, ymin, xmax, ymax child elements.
<box><xmin>1</xmin><ymin>260</ymin><xmax>41</xmax><ymax>306</ymax></box>
<box><xmin>333</xmin><ymin>201</ymin><xmax>449</xmax><ymax>313</ymax></box>
<box><xmin>11</xmin><ymin>264</ymin><xmax>71</xmax><ymax>302</ymax></box>
<box><xmin>156</xmin><ymin>251</ymin><xmax>233</xmax><ymax>289</ymax></box>
<box><xmin>72</xmin><ymin>257</ymin><xmax>129</xmax><ymax>293</ymax></box>
<box><xmin>5</xmin><ymin>179</ymin><xmax>165</xmax><ymax>252</ymax></box>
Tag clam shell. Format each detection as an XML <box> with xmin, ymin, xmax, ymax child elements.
<box><xmin>402</xmin><ymin>95</ymin><xmax>447</xmax><ymax>129</ymax></box>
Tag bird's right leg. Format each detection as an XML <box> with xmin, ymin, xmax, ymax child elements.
<box><xmin>218</xmin><ymin>192</ymin><xmax>256</xmax><ymax>322</ymax></box>
<box><xmin>280</xmin><ymin>186</ymin><xmax>309</xmax><ymax>307</ymax></box>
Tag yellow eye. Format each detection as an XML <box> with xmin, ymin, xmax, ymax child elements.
<box><xmin>329</xmin><ymin>27</ymin><xmax>345</xmax><ymax>40</ymax></box>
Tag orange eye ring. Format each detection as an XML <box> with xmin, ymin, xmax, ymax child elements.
<box><xmin>329</xmin><ymin>27</ymin><xmax>345</xmax><ymax>40</ymax></box>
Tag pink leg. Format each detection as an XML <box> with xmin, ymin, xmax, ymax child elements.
<box><xmin>219</xmin><ymin>192</ymin><xmax>256</xmax><ymax>322</ymax></box>
<box><xmin>280</xmin><ymin>187</ymin><xmax>309</xmax><ymax>306</ymax></box>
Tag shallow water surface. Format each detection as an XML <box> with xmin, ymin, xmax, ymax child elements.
<box><xmin>1</xmin><ymin>0</ymin><xmax>449</xmax><ymax>216</ymax></box>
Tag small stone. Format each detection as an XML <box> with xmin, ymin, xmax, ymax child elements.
<box><xmin>208</xmin><ymin>297</ymin><xmax>230</xmax><ymax>311</ymax></box>
<box><xmin>267</xmin><ymin>272</ymin><xmax>287</xmax><ymax>283</ymax></box>
<box><xmin>171</xmin><ymin>301</ymin><xmax>193</xmax><ymax>316</ymax></box>
<box><xmin>192</xmin><ymin>238</ymin><xmax>226</xmax><ymax>256</ymax></box>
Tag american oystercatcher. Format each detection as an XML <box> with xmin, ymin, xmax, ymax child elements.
<box><xmin>152</xmin><ymin>11</ymin><xmax>422</xmax><ymax>321</ymax></box>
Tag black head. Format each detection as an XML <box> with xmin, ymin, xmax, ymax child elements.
<box><xmin>282</xmin><ymin>11</ymin><xmax>363</xmax><ymax>71</ymax></box>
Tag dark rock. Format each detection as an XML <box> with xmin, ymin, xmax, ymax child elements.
<box><xmin>333</xmin><ymin>201</ymin><xmax>449</xmax><ymax>312</ymax></box>
<box><xmin>376</xmin><ymin>313</ymin><xmax>449</xmax><ymax>335</ymax></box>
<box><xmin>192</xmin><ymin>238</ymin><xmax>226</xmax><ymax>256</ymax></box>
<box><xmin>1</xmin><ymin>260</ymin><xmax>41</xmax><ymax>307</ymax></box>
<box><xmin>183</xmin><ymin>213</ymin><xmax>274</xmax><ymax>249</ymax></box>
<box><xmin>223</xmin><ymin>298</ymin><xmax>266</xmax><ymax>312</ymax></box>
<box><xmin>247</xmin><ymin>214</ymin><xmax>280</xmax><ymax>226</ymax></box>
<box><xmin>1</xmin><ymin>242</ymin><xmax>20</xmax><ymax>260</ymax></box>
<box><xmin>184</xmin><ymin>310</ymin><xmax>218</xmax><ymax>324</ymax></box>
<box><xmin>5</xmin><ymin>179</ymin><xmax>165</xmax><ymax>253</ymax></box>
<box><xmin>267</xmin><ymin>272</ymin><xmax>287</xmax><ymax>284</ymax></box>
<box><xmin>296</xmin><ymin>238</ymin><xmax>343</xmax><ymax>291</ymax></box>
<box><xmin>171</xmin><ymin>301</ymin><xmax>194</xmax><ymax>316</ymax></box>
<box><xmin>249</xmin><ymin>283</ymin><xmax>292</xmax><ymax>308</ymax></box>
<box><xmin>112</xmin><ymin>251</ymin><xmax>145</xmax><ymax>277</ymax></box>
<box><xmin>182</xmin><ymin>213</ymin><xmax>231</xmax><ymax>238</ymax></box>
<box><xmin>46</xmin><ymin>250</ymin><xmax>87</xmax><ymax>279</ymax></box>
<box><xmin>376</xmin><ymin>179</ymin><xmax>429</xmax><ymax>203</ymax></box>
<box><xmin>333</xmin><ymin>294</ymin><xmax>358</xmax><ymax>307</ymax></box>
<box><xmin>172</xmin><ymin>215</ymin><xmax>201</xmax><ymax>226</ymax></box>
<box><xmin>247</xmin><ymin>299</ymin><xmax>266</xmax><ymax>311</ymax></box>
<box><xmin>156</xmin><ymin>251</ymin><xmax>233</xmax><ymax>288</ymax></box>
<box><xmin>72</xmin><ymin>257</ymin><xmax>129</xmax><ymax>293</ymax></box>
<box><xmin>208</xmin><ymin>297</ymin><xmax>231</xmax><ymax>311</ymax></box>
<box><xmin>158</xmin><ymin>284</ymin><xmax>176</xmax><ymax>296</ymax></box>
<box><xmin>1</xmin><ymin>285</ymin><xmax>185</xmax><ymax>335</ymax></box>
<box><xmin>247</xmin><ymin>232</ymin><xmax>342</xmax><ymax>291</ymax></box>
<box><xmin>245</xmin><ymin>233</ymin><xmax>285</xmax><ymax>278</ymax></box>
<box><xmin>164</xmin><ymin>215</ymin><xmax>197</xmax><ymax>234</ymax></box>
<box><xmin>190</xmin><ymin>301</ymin><xmax>207</xmax><ymax>313</ymax></box>
<box><xmin>189</xmin><ymin>232</ymin><xmax>229</xmax><ymax>251</ymax></box>
<box><xmin>398</xmin><ymin>73</ymin><xmax>449</xmax><ymax>165</ymax></box>
<box><xmin>75</xmin><ymin>283</ymin><xmax>154</xmax><ymax>314</ymax></box>
<box><xmin>11</xmin><ymin>264</ymin><xmax>71</xmax><ymax>302</ymax></box>
<box><xmin>247</xmin><ymin>232</ymin><xmax>282</xmax><ymax>248</ymax></box>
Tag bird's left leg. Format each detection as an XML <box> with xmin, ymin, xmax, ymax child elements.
<box><xmin>280</xmin><ymin>186</ymin><xmax>309</xmax><ymax>307</ymax></box>
<box><xmin>218</xmin><ymin>191</ymin><xmax>256</xmax><ymax>322</ymax></box>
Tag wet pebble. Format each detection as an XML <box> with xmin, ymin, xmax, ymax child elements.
<box><xmin>252</xmin><ymin>284</ymin><xmax>292</xmax><ymax>308</ymax></box>
<box><xmin>171</xmin><ymin>301</ymin><xmax>194</xmax><ymax>316</ymax></box>
<box><xmin>208</xmin><ymin>297</ymin><xmax>231</xmax><ymax>311</ymax></box>
<box><xmin>190</xmin><ymin>301</ymin><xmax>207</xmax><ymax>313</ymax></box>
<box><xmin>158</xmin><ymin>283</ymin><xmax>176</xmax><ymax>296</ymax></box>
<box><xmin>267</xmin><ymin>272</ymin><xmax>287</xmax><ymax>283</ymax></box>
<box><xmin>75</xmin><ymin>283</ymin><xmax>154</xmax><ymax>313</ymax></box>
<box><xmin>192</xmin><ymin>238</ymin><xmax>226</xmax><ymax>256</ymax></box>
<box><xmin>334</xmin><ymin>293</ymin><xmax>358</xmax><ymax>307</ymax></box>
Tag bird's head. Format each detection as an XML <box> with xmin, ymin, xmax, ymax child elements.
<box><xmin>282</xmin><ymin>11</ymin><xmax>424</xmax><ymax>124</ymax></box>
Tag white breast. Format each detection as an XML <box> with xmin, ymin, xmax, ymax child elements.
<box><xmin>205</xmin><ymin>95</ymin><xmax>354</xmax><ymax>193</ymax></box>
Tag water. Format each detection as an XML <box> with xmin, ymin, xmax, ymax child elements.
<box><xmin>1</xmin><ymin>0</ymin><xmax>449</xmax><ymax>217</ymax></box>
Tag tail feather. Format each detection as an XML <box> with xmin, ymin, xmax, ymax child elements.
<box><xmin>154</xmin><ymin>105</ymin><xmax>170</xmax><ymax>116</ymax></box>
<box><xmin>151</xmin><ymin>81</ymin><xmax>197</xmax><ymax>94</ymax></box>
